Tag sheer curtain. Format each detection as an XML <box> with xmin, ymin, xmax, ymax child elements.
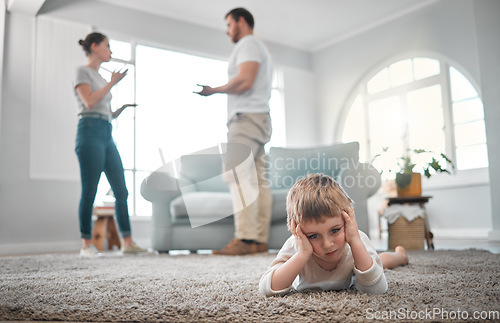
<box><xmin>29</xmin><ymin>16</ymin><xmax>90</xmax><ymax>180</ymax></box>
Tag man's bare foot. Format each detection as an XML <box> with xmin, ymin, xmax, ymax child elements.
<box><xmin>395</xmin><ymin>246</ymin><xmax>409</xmax><ymax>265</ymax></box>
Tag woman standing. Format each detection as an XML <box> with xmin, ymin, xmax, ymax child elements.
<box><xmin>74</xmin><ymin>32</ymin><xmax>145</xmax><ymax>257</ymax></box>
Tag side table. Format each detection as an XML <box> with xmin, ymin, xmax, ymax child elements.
<box><xmin>387</xmin><ymin>196</ymin><xmax>434</xmax><ymax>250</ymax></box>
<box><xmin>92</xmin><ymin>206</ymin><xmax>121</xmax><ymax>251</ymax></box>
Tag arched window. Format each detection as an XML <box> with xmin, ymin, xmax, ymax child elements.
<box><xmin>341</xmin><ymin>56</ymin><xmax>488</xmax><ymax>178</ymax></box>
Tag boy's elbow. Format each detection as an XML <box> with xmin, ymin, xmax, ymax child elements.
<box><xmin>258</xmin><ymin>279</ymin><xmax>271</xmax><ymax>297</ymax></box>
<box><xmin>259</xmin><ymin>285</ymin><xmax>286</xmax><ymax>298</ymax></box>
<box><xmin>368</xmin><ymin>278</ymin><xmax>388</xmax><ymax>294</ymax></box>
<box><xmin>356</xmin><ymin>274</ymin><xmax>388</xmax><ymax>294</ymax></box>
<box><xmin>373</xmin><ymin>281</ymin><xmax>388</xmax><ymax>294</ymax></box>
<box><xmin>259</xmin><ymin>272</ymin><xmax>286</xmax><ymax>297</ymax></box>
<box><xmin>259</xmin><ymin>287</ymin><xmax>273</xmax><ymax>298</ymax></box>
<box><xmin>378</xmin><ymin>274</ymin><xmax>388</xmax><ymax>293</ymax></box>
<box><xmin>360</xmin><ymin>285</ymin><xmax>388</xmax><ymax>295</ymax></box>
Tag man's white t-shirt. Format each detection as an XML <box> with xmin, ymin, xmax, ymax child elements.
<box><xmin>227</xmin><ymin>35</ymin><xmax>273</xmax><ymax>121</ymax></box>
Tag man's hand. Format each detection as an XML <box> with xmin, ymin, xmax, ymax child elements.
<box><xmin>291</xmin><ymin>219</ymin><xmax>313</xmax><ymax>258</ymax></box>
<box><xmin>194</xmin><ymin>61</ymin><xmax>259</xmax><ymax>97</ymax></box>
<box><xmin>342</xmin><ymin>206</ymin><xmax>361</xmax><ymax>246</ymax></box>
<box><xmin>194</xmin><ymin>85</ymin><xmax>215</xmax><ymax>96</ymax></box>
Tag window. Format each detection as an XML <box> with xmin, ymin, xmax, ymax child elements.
<box><xmin>449</xmin><ymin>67</ymin><xmax>488</xmax><ymax>170</ymax></box>
<box><xmin>269</xmin><ymin>73</ymin><xmax>286</xmax><ymax>148</ymax></box>
<box><xmin>342</xmin><ymin>57</ymin><xmax>488</xmax><ymax>178</ymax></box>
<box><xmin>95</xmin><ymin>39</ymin><xmax>285</xmax><ymax>216</ymax></box>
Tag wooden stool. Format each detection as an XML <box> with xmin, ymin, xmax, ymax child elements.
<box><xmin>92</xmin><ymin>206</ymin><xmax>121</xmax><ymax>251</ymax></box>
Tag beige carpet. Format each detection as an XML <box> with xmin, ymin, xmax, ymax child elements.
<box><xmin>0</xmin><ymin>249</ymin><xmax>499</xmax><ymax>322</ymax></box>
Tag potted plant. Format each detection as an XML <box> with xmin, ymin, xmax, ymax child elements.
<box><xmin>373</xmin><ymin>147</ymin><xmax>455</xmax><ymax>196</ymax></box>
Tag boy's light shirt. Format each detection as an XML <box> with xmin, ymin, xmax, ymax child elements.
<box><xmin>259</xmin><ymin>230</ymin><xmax>387</xmax><ymax>297</ymax></box>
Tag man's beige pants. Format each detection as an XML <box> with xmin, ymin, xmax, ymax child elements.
<box><xmin>223</xmin><ymin>113</ymin><xmax>272</xmax><ymax>244</ymax></box>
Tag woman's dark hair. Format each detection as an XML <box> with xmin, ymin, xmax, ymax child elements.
<box><xmin>78</xmin><ymin>32</ymin><xmax>107</xmax><ymax>56</ymax></box>
<box><xmin>226</xmin><ymin>7</ymin><xmax>254</xmax><ymax>29</ymax></box>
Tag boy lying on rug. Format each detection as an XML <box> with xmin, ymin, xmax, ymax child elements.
<box><xmin>259</xmin><ymin>173</ymin><xmax>409</xmax><ymax>297</ymax></box>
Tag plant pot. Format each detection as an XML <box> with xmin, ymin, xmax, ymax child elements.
<box><xmin>396</xmin><ymin>172</ymin><xmax>422</xmax><ymax>196</ymax></box>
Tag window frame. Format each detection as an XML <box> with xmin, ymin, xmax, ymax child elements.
<box><xmin>338</xmin><ymin>54</ymin><xmax>489</xmax><ymax>188</ymax></box>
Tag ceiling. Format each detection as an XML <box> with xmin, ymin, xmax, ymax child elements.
<box><xmin>93</xmin><ymin>0</ymin><xmax>439</xmax><ymax>52</ymax></box>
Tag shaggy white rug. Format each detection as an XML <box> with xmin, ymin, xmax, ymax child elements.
<box><xmin>0</xmin><ymin>249</ymin><xmax>499</xmax><ymax>322</ymax></box>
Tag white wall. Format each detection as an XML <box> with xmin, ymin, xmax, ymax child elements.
<box><xmin>0</xmin><ymin>0</ymin><xmax>5</xmax><ymax>144</ymax></box>
<box><xmin>282</xmin><ymin>66</ymin><xmax>318</xmax><ymax>147</ymax></box>
<box><xmin>313</xmin><ymin>0</ymin><xmax>499</xmax><ymax>240</ymax></box>
<box><xmin>0</xmin><ymin>12</ymin><xmax>86</xmax><ymax>254</ymax></box>
<box><xmin>0</xmin><ymin>0</ymin><xmax>314</xmax><ymax>255</ymax></box>
<box><xmin>474</xmin><ymin>0</ymin><xmax>500</xmax><ymax>240</ymax></box>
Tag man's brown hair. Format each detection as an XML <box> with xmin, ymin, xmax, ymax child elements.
<box><xmin>226</xmin><ymin>7</ymin><xmax>255</xmax><ymax>29</ymax></box>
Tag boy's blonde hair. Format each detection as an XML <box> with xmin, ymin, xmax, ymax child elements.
<box><xmin>286</xmin><ymin>173</ymin><xmax>353</xmax><ymax>230</ymax></box>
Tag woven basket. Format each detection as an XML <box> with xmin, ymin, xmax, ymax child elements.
<box><xmin>388</xmin><ymin>216</ymin><xmax>425</xmax><ymax>250</ymax></box>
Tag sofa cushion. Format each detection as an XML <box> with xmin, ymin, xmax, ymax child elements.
<box><xmin>268</xmin><ymin>142</ymin><xmax>360</xmax><ymax>189</ymax></box>
<box><xmin>170</xmin><ymin>190</ymin><xmax>290</xmax><ymax>225</ymax></box>
<box><xmin>271</xmin><ymin>188</ymin><xmax>289</xmax><ymax>223</ymax></box>
<box><xmin>170</xmin><ymin>192</ymin><xmax>233</xmax><ymax>225</ymax></box>
<box><xmin>180</xmin><ymin>154</ymin><xmax>229</xmax><ymax>192</ymax></box>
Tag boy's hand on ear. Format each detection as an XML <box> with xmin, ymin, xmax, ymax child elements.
<box><xmin>342</xmin><ymin>206</ymin><xmax>361</xmax><ymax>246</ymax></box>
<box><xmin>342</xmin><ymin>206</ymin><xmax>373</xmax><ymax>271</ymax></box>
<box><xmin>291</xmin><ymin>219</ymin><xmax>313</xmax><ymax>258</ymax></box>
<box><xmin>271</xmin><ymin>219</ymin><xmax>314</xmax><ymax>292</ymax></box>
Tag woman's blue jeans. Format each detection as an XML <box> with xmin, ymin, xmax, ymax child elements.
<box><xmin>75</xmin><ymin>117</ymin><xmax>131</xmax><ymax>240</ymax></box>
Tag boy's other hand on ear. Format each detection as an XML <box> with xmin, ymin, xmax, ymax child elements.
<box><xmin>342</xmin><ymin>206</ymin><xmax>361</xmax><ymax>246</ymax></box>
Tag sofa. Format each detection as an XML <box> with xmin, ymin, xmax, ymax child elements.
<box><xmin>141</xmin><ymin>142</ymin><xmax>381</xmax><ymax>252</ymax></box>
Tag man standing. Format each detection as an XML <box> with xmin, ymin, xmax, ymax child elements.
<box><xmin>196</xmin><ymin>7</ymin><xmax>273</xmax><ymax>255</ymax></box>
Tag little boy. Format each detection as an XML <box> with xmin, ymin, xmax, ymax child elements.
<box><xmin>259</xmin><ymin>173</ymin><xmax>408</xmax><ymax>297</ymax></box>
